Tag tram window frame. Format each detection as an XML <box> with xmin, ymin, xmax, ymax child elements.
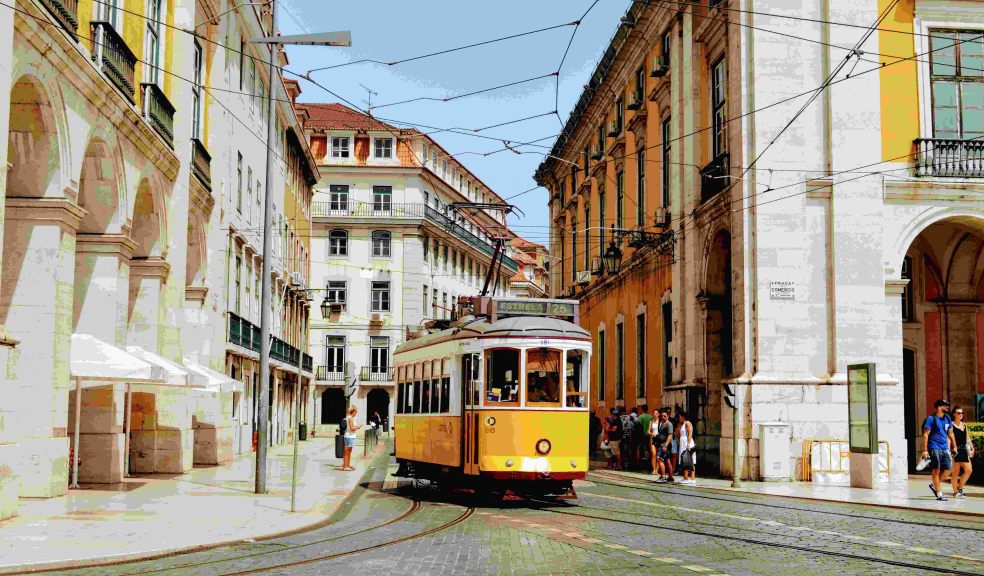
<box><xmin>413</xmin><ymin>380</ymin><xmax>422</xmax><ymax>414</ymax></box>
<box><xmin>441</xmin><ymin>376</ymin><xmax>451</xmax><ymax>413</ymax></box>
<box><xmin>484</xmin><ymin>348</ymin><xmax>521</xmax><ymax>407</ymax></box>
<box><xmin>397</xmin><ymin>380</ymin><xmax>405</xmax><ymax>414</ymax></box>
<box><xmin>525</xmin><ymin>348</ymin><xmax>563</xmax><ymax>408</ymax></box>
<box><xmin>565</xmin><ymin>349</ymin><xmax>589</xmax><ymax>409</ymax></box>
<box><xmin>421</xmin><ymin>379</ymin><xmax>432</xmax><ymax>415</ymax></box>
<box><xmin>431</xmin><ymin>379</ymin><xmax>440</xmax><ymax>413</ymax></box>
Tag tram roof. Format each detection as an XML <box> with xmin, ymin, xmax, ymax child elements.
<box><xmin>395</xmin><ymin>315</ymin><xmax>590</xmax><ymax>355</ymax></box>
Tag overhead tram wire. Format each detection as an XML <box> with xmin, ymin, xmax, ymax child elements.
<box><xmin>369</xmin><ymin>72</ymin><xmax>559</xmax><ymax>111</ymax></box>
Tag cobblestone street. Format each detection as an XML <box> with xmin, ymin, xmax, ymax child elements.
<box><xmin>45</xmin><ymin>449</ymin><xmax>984</xmax><ymax>576</ymax></box>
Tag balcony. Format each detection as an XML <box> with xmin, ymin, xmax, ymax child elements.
<box><xmin>40</xmin><ymin>0</ymin><xmax>78</xmax><ymax>36</ymax></box>
<box><xmin>914</xmin><ymin>138</ymin><xmax>984</xmax><ymax>179</ymax></box>
<box><xmin>360</xmin><ymin>366</ymin><xmax>394</xmax><ymax>382</ymax></box>
<box><xmin>191</xmin><ymin>138</ymin><xmax>212</xmax><ymax>191</ymax></box>
<box><xmin>700</xmin><ymin>152</ymin><xmax>730</xmax><ymax>203</ymax></box>
<box><xmin>90</xmin><ymin>21</ymin><xmax>137</xmax><ymax>101</ymax></box>
<box><xmin>316</xmin><ymin>365</ymin><xmax>348</xmax><ymax>382</ymax></box>
<box><xmin>228</xmin><ymin>312</ymin><xmax>260</xmax><ymax>353</ymax></box>
<box><xmin>141</xmin><ymin>83</ymin><xmax>175</xmax><ymax>147</ymax></box>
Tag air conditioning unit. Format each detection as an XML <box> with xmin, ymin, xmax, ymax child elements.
<box><xmin>654</xmin><ymin>207</ymin><xmax>671</xmax><ymax>227</ymax></box>
<box><xmin>576</xmin><ymin>270</ymin><xmax>590</xmax><ymax>285</ymax></box>
<box><xmin>607</xmin><ymin>120</ymin><xmax>620</xmax><ymax>137</ymax></box>
<box><xmin>590</xmin><ymin>257</ymin><xmax>603</xmax><ymax>275</ymax></box>
<box><xmin>651</xmin><ymin>55</ymin><xmax>669</xmax><ymax>77</ymax></box>
<box><xmin>590</xmin><ymin>144</ymin><xmax>603</xmax><ymax>160</ymax></box>
<box><xmin>289</xmin><ymin>271</ymin><xmax>304</xmax><ymax>287</ymax></box>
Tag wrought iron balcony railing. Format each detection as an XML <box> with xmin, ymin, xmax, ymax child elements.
<box><xmin>191</xmin><ymin>138</ymin><xmax>212</xmax><ymax>191</ymax></box>
<box><xmin>360</xmin><ymin>366</ymin><xmax>394</xmax><ymax>382</ymax></box>
<box><xmin>914</xmin><ymin>138</ymin><xmax>984</xmax><ymax>178</ymax></box>
<box><xmin>700</xmin><ymin>152</ymin><xmax>730</xmax><ymax>203</ymax></box>
<box><xmin>228</xmin><ymin>312</ymin><xmax>260</xmax><ymax>353</ymax></box>
<box><xmin>90</xmin><ymin>21</ymin><xmax>136</xmax><ymax>101</ymax></box>
<box><xmin>40</xmin><ymin>0</ymin><xmax>78</xmax><ymax>37</ymax></box>
<box><xmin>316</xmin><ymin>365</ymin><xmax>347</xmax><ymax>382</ymax></box>
<box><xmin>141</xmin><ymin>83</ymin><xmax>175</xmax><ymax>147</ymax></box>
<box><xmin>303</xmin><ymin>354</ymin><xmax>313</xmax><ymax>373</ymax></box>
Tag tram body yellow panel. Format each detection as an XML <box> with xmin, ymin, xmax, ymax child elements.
<box><xmin>477</xmin><ymin>410</ymin><xmax>588</xmax><ymax>474</ymax></box>
<box><xmin>411</xmin><ymin>416</ymin><xmax>431</xmax><ymax>463</ymax></box>
<box><xmin>394</xmin><ymin>416</ymin><xmax>414</xmax><ymax>460</ymax></box>
<box><xmin>429</xmin><ymin>416</ymin><xmax>460</xmax><ymax>467</ymax></box>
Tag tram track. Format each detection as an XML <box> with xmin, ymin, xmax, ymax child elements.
<box><xmin>589</xmin><ymin>469</ymin><xmax>984</xmax><ymax>530</ymax></box>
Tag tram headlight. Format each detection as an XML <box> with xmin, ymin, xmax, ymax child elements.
<box><xmin>535</xmin><ymin>439</ymin><xmax>552</xmax><ymax>455</ymax></box>
<box><xmin>570</xmin><ymin>460</ymin><xmax>577</xmax><ymax>468</ymax></box>
<box><xmin>505</xmin><ymin>459</ymin><xmax>515</xmax><ymax>467</ymax></box>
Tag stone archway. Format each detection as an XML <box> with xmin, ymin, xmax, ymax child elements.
<box><xmin>900</xmin><ymin>217</ymin><xmax>984</xmax><ymax>457</ymax></box>
<box><xmin>699</xmin><ymin>228</ymin><xmax>732</xmax><ymax>475</ymax></box>
<box><xmin>6</xmin><ymin>75</ymin><xmax>60</xmax><ymax>199</ymax></box>
<box><xmin>367</xmin><ymin>388</ymin><xmax>391</xmax><ymax>427</ymax></box>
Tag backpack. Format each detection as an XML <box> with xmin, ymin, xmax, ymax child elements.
<box><xmin>339</xmin><ymin>416</ymin><xmax>348</xmax><ymax>435</ymax></box>
<box><xmin>620</xmin><ymin>414</ymin><xmax>633</xmax><ymax>436</ymax></box>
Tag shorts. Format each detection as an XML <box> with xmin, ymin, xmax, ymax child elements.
<box><xmin>929</xmin><ymin>448</ymin><xmax>952</xmax><ymax>471</ymax></box>
<box><xmin>657</xmin><ymin>446</ymin><xmax>671</xmax><ymax>461</ymax></box>
<box><xmin>343</xmin><ymin>436</ymin><xmax>356</xmax><ymax>448</ymax></box>
<box><xmin>608</xmin><ymin>442</ymin><xmax>621</xmax><ymax>456</ymax></box>
<box><xmin>954</xmin><ymin>448</ymin><xmax>970</xmax><ymax>463</ymax></box>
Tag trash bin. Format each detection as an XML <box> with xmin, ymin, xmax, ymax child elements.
<box><xmin>298</xmin><ymin>421</ymin><xmax>307</xmax><ymax>441</ymax></box>
<box><xmin>334</xmin><ymin>434</ymin><xmax>344</xmax><ymax>458</ymax></box>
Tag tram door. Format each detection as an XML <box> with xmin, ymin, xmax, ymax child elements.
<box><xmin>462</xmin><ymin>353</ymin><xmax>480</xmax><ymax>476</ymax></box>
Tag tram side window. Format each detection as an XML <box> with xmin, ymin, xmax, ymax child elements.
<box><xmin>397</xmin><ymin>381</ymin><xmax>405</xmax><ymax>414</ymax></box>
<box><xmin>566</xmin><ymin>350</ymin><xmax>588</xmax><ymax>408</ymax></box>
<box><xmin>441</xmin><ymin>377</ymin><xmax>450</xmax><ymax>413</ymax></box>
<box><xmin>526</xmin><ymin>348</ymin><xmax>562</xmax><ymax>407</ymax></box>
<box><xmin>421</xmin><ymin>380</ymin><xmax>432</xmax><ymax>414</ymax></box>
<box><xmin>412</xmin><ymin>381</ymin><xmax>421</xmax><ymax>414</ymax></box>
<box><xmin>485</xmin><ymin>348</ymin><xmax>520</xmax><ymax>405</ymax></box>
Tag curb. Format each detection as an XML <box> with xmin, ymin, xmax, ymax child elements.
<box><xmin>591</xmin><ymin>468</ymin><xmax>984</xmax><ymax>519</ymax></box>
<box><xmin>0</xmin><ymin>440</ymin><xmax>392</xmax><ymax>575</ymax></box>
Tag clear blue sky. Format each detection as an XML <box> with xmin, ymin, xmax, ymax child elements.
<box><xmin>279</xmin><ymin>0</ymin><xmax>634</xmax><ymax>248</ymax></box>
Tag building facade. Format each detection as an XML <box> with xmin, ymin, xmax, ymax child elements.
<box><xmin>508</xmin><ymin>238</ymin><xmax>550</xmax><ymax>298</ymax></box>
<box><xmin>538</xmin><ymin>0</ymin><xmax>983</xmax><ymax>481</ymax></box>
<box><xmin>0</xmin><ymin>0</ymin><xmax>314</xmax><ymax>520</ymax></box>
<box><xmin>296</xmin><ymin>104</ymin><xmax>525</xmax><ymax>430</ymax></box>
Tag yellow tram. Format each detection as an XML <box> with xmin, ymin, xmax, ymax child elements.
<box><xmin>393</xmin><ymin>297</ymin><xmax>591</xmax><ymax>498</ymax></box>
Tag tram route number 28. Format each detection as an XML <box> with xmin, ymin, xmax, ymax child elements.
<box><xmin>484</xmin><ymin>415</ymin><xmax>496</xmax><ymax>433</ymax></box>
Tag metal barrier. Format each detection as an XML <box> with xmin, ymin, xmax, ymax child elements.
<box><xmin>801</xmin><ymin>439</ymin><xmax>891</xmax><ymax>482</ymax></box>
<box><xmin>363</xmin><ymin>425</ymin><xmax>380</xmax><ymax>457</ymax></box>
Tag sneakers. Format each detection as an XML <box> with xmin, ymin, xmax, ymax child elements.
<box><xmin>929</xmin><ymin>483</ymin><xmax>939</xmax><ymax>498</ymax></box>
<box><xmin>955</xmin><ymin>489</ymin><xmax>966</xmax><ymax>499</ymax></box>
<box><xmin>654</xmin><ymin>477</ymin><xmax>667</xmax><ymax>483</ymax></box>
<box><xmin>937</xmin><ymin>493</ymin><xmax>948</xmax><ymax>501</ymax></box>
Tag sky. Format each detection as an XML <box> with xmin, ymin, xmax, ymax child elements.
<box><xmin>278</xmin><ymin>0</ymin><xmax>635</xmax><ymax>248</ymax></box>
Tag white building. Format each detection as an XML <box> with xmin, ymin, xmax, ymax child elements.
<box><xmin>295</xmin><ymin>104</ymin><xmax>526</xmax><ymax>429</ymax></box>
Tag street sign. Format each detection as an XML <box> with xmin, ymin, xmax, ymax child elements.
<box><xmin>770</xmin><ymin>281</ymin><xmax>795</xmax><ymax>300</ymax></box>
<box><xmin>847</xmin><ymin>363</ymin><xmax>878</xmax><ymax>454</ymax></box>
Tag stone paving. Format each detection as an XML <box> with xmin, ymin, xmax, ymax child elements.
<box><xmin>31</xmin><ymin>459</ymin><xmax>984</xmax><ymax>576</ymax></box>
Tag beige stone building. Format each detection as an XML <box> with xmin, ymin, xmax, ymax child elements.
<box><xmin>0</xmin><ymin>0</ymin><xmax>315</xmax><ymax>520</ymax></box>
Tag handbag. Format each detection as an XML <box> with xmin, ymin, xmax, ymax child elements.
<box><xmin>600</xmin><ymin>440</ymin><xmax>610</xmax><ymax>451</ymax></box>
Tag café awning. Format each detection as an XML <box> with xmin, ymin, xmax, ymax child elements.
<box><xmin>126</xmin><ymin>346</ymin><xmax>191</xmax><ymax>386</ymax></box>
<box><xmin>185</xmin><ymin>359</ymin><xmax>244</xmax><ymax>393</ymax></box>
<box><xmin>70</xmin><ymin>334</ymin><xmax>163</xmax><ymax>384</ymax></box>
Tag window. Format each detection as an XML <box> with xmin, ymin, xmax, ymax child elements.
<box><xmin>663</xmin><ymin>302</ymin><xmax>673</xmax><ymax>386</ymax></box>
<box><xmin>662</xmin><ymin>117</ymin><xmax>672</xmax><ymax>208</ymax></box>
<box><xmin>325</xmin><ymin>335</ymin><xmax>345</xmax><ymax>375</ymax></box>
<box><xmin>566</xmin><ymin>349</ymin><xmax>587</xmax><ymax>408</ymax></box>
<box><xmin>440</xmin><ymin>376</ymin><xmax>450</xmax><ymax>413</ymax></box>
<box><xmin>441</xmin><ymin>292</ymin><xmax>448</xmax><ymax>319</ymax></box>
<box><xmin>616</xmin><ymin>170</ymin><xmax>625</xmax><ymax>232</ymax></box>
<box><xmin>143</xmin><ymin>0</ymin><xmax>162</xmax><ymax>84</ymax></box>
<box><xmin>371</xmin><ymin>281</ymin><xmax>391</xmax><ymax>312</ymax></box>
<box><xmin>571</xmin><ymin>219</ymin><xmax>578</xmax><ymax>282</ymax></box>
<box><xmin>584</xmin><ymin>204</ymin><xmax>591</xmax><ymax>269</ymax></box>
<box><xmin>246</xmin><ymin>167</ymin><xmax>253</xmax><ymax>221</ymax></box>
<box><xmin>372</xmin><ymin>186</ymin><xmax>392</xmax><ymax>212</ymax></box>
<box><xmin>583</xmin><ymin>145</ymin><xmax>590</xmax><ymax>172</ymax></box>
<box><xmin>526</xmin><ymin>348</ymin><xmax>561</xmax><ymax>407</ymax></box>
<box><xmin>432</xmin><ymin>288</ymin><xmax>438</xmax><ymax>315</ymax></box>
<box><xmin>374</xmin><ymin>137</ymin><xmax>393</xmax><ymax>158</ymax></box>
<box><xmin>485</xmin><ymin>348</ymin><xmax>520</xmax><ymax>406</ymax></box>
<box><xmin>98</xmin><ymin>0</ymin><xmax>120</xmax><ymax>27</ymax></box>
<box><xmin>422</xmin><ymin>284</ymin><xmax>428</xmax><ymax>315</ymax></box>
<box><xmin>571</xmin><ymin>165</ymin><xmax>578</xmax><ymax>193</ymax></box>
<box><xmin>370</xmin><ymin>336</ymin><xmax>389</xmax><ymax>375</ymax></box>
<box><xmin>239</xmin><ymin>38</ymin><xmax>245</xmax><ymax>90</ymax></box>
<box><xmin>631</xmin><ymin>148</ymin><xmax>644</xmax><ymax>228</ymax></box>
<box><xmin>615</xmin><ymin>97</ymin><xmax>624</xmax><ymax>132</ymax></box>
<box><xmin>248</xmin><ymin>60</ymin><xmax>257</xmax><ymax>114</ymax></box>
<box><xmin>234</xmin><ymin>256</ymin><xmax>242</xmax><ymax>314</ymax></box>
<box><xmin>597</xmin><ymin>124</ymin><xmax>606</xmax><ymax>154</ymax></box>
<box><xmin>329</xmin><ymin>185</ymin><xmax>349</xmax><ymax>213</ymax></box>
<box><xmin>635</xmin><ymin>66</ymin><xmax>645</xmax><ymax>103</ymax></box>
<box><xmin>451</xmin><ymin>249</ymin><xmax>458</xmax><ymax>276</ymax></box>
<box><xmin>615</xmin><ymin>322</ymin><xmax>624</xmax><ymax>400</ymax></box>
<box><xmin>636</xmin><ymin>313</ymin><xmax>646</xmax><ymax>398</ymax></box>
<box><xmin>255</xmin><ymin>179</ymin><xmax>261</xmax><ymax>225</ymax></box>
<box><xmin>371</xmin><ymin>231</ymin><xmax>391</xmax><ymax>257</ymax></box>
<box><xmin>929</xmin><ymin>30</ymin><xmax>984</xmax><ymax>140</ymax></box>
<box><xmin>331</xmin><ymin>137</ymin><xmax>350</xmax><ymax>158</ymax></box>
<box><xmin>325</xmin><ymin>281</ymin><xmax>346</xmax><ymax>308</ymax></box>
<box><xmin>191</xmin><ymin>42</ymin><xmax>203</xmax><ymax>139</ymax></box>
<box><xmin>559</xmin><ymin>229</ymin><xmax>566</xmax><ymax>289</ymax></box>
<box><xmin>598</xmin><ymin>184</ymin><xmax>606</xmax><ymax>254</ymax></box>
<box><xmin>442</xmin><ymin>245</ymin><xmax>449</xmax><ymax>270</ymax></box>
<box><xmin>431</xmin><ymin>150</ymin><xmax>438</xmax><ymax>168</ymax></box>
<box><xmin>244</xmin><ymin>261</ymin><xmax>251</xmax><ymax>318</ymax></box>
<box><xmin>422</xmin><ymin>144</ymin><xmax>429</xmax><ymax>166</ymax></box>
<box><xmin>559</xmin><ymin>180</ymin><xmax>566</xmax><ymax>206</ymax></box>
<box><xmin>902</xmin><ymin>256</ymin><xmax>914</xmax><ymax>321</ymax></box>
<box><xmin>598</xmin><ymin>329</ymin><xmax>606</xmax><ymax>401</ymax></box>
<box><xmin>711</xmin><ymin>58</ymin><xmax>728</xmax><ymax>156</ymax></box>
<box><xmin>328</xmin><ymin>229</ymin><xmax>348</xmax><ymax>256</ymax></box>
<box><xmin>661</xmin><ymin>29</ymin><xmax>671</xmax><ymax>66</ymax></box>
<box><xmin>236</xmin><ymin>153</ymin><xmax>243</xmax><ymax>213</ymax></box>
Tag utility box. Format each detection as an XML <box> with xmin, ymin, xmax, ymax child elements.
<box><xmin>759</xmin><ymin>422</ymin><xmax>791</xmax><ymax>481</ymax></box>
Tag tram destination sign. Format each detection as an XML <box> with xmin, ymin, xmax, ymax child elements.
<box><xmin>494</xmin><ymin>299</ymin><xmax>577</xmax><ymax>319</ymax></box>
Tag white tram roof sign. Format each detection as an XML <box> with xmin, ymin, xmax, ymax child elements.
<box><xmin>480</xmin><ymin>297</ymin><xmax>579</xmax><ymax>322</ymax></box>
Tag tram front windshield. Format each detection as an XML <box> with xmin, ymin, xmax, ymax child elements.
<box><xmin>526</xmin><ymin>348</ymin><xmax>561</xmax><ymax>407</ymax></box>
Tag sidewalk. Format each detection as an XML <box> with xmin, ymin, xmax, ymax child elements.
<box><xmin>0</xmin><ymin>434</ymin><xmax>389</xmax><ymax>573</ymax></box>
<box><xmin>595</xmin><ymin>465</ymin><xmax>984</xmax><ymax>518</ymax></box>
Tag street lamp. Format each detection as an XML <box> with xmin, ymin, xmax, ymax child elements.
<box><xmin>319</xmin><ymin>297</ymin><xmax>331</xmax><ymax>319</ymax></box>
<box><xmin>603</xmin><ymin>237</ymin><xmax>623</xmax><ymax>275</ymax></box>
<box><xmin>250</xmin><ymin>0</ymin><xmax>350</xmax><ymax>496</ymax></box>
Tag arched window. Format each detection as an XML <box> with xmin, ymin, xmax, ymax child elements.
<box><xmin>372</xmin><ymin>230</ymin><xmax>391</xmax><ymax>257</ymax></box>
<box><xmin>328</xmin><ymin>229</ymin><xmax>348</xmax><ymax>256</ymax></box>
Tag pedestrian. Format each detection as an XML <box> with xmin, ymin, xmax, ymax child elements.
<box><xmin>607</xmin><ymin>408</ymin><xmax>623</xmax><ymax>470</ymax></box>
<box><xmin>652</xmin><ymin>408</ymin><xmax>675</xmax><ymax>481</ymax></box>
<box><xmin>676</xmin><ymin>410</ymin><xmax>696</xmax><ymax>485</ymax></box>
<box><xmin>341</xmin><ymin>406</ymin><xmax>362</xmax><ymax>472</ymax></box>
<box><xmin>590</xmin><ymin>411</ymin><xmax>603</xmax><ymax>459</ymax></box>
<box><xmin>637</xmin><ymin>404</ymin><xmax>654</xmax><ymax>473</ymax></box>
<box><xmin>620</xmin><ymin>406</ymin><xmax>634</xmax><ymax>470</ymax></box>
<box><xmin>370</xmin><ymin>411</ymin><xmax>382</xmax><ymax>428</ymax></box>
<box><xmin>922</xmin><ymin>399</ymin><xmax>957</xmax><ymax>501</ymax></box>
<box><xmin>948</xmin><ymin>406</ymin><xmax>974</xmax><ymax>499</ymax></box>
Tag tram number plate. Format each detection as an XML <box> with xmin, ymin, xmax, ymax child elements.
<box><xmin>484</xmin><ymin>416</ymin><xmax>496</xmax><ymax>433</ymax></box>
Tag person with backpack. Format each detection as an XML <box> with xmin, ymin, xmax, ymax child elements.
<box><xmin>607</xmin><ymin>408</ymin><xmax>623</xmax><ymax>470</ymax></box>
<box><xmin>620</xmin><ymin>407</ymin><xmax>634</xmax><ymax>469</ymax></box>
<box><xmin>922</xmin><ymin>399</ymin><xmax>957</xmax><ymax>501</ymax></box>
<box><xmin>341</xmin><ymin>406</ymin><xmax>362</xmax><ymax>472</ymax></box>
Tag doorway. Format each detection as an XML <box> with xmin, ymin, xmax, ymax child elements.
<box><xmin>367</xmin><ymin>388</ymin><xmax>390</xmax><ymax>427</ymax></box>
<box><xmin>903</xmin><ymin>348</ymin><xmax>917</xmax><ymax>473</ymax></box>
<box><xmin>320</xmin><ymin>388</ymin><xmax>345</xmax><ymax>425</ymax></box>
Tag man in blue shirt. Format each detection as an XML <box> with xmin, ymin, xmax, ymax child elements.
<box><xmin>922</xmin><ymin>399</ymin><xmax>957</xmax><ymax>501</ymax></box>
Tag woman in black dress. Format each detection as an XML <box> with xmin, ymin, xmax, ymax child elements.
<box><xmin>950</xmin><ymin>406</ymin><xmax>974</xmax><ymax>499</ymax></box>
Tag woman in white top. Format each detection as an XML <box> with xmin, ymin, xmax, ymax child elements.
<box><xmin>342</xmin><ymin>406</ymin><xmax>362</xmax><ymax>472</ymax></box>
<box><xmin>676</xmin><ymin>411</ymin><xmax>696</xmax><ymax>485</ymax></box>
